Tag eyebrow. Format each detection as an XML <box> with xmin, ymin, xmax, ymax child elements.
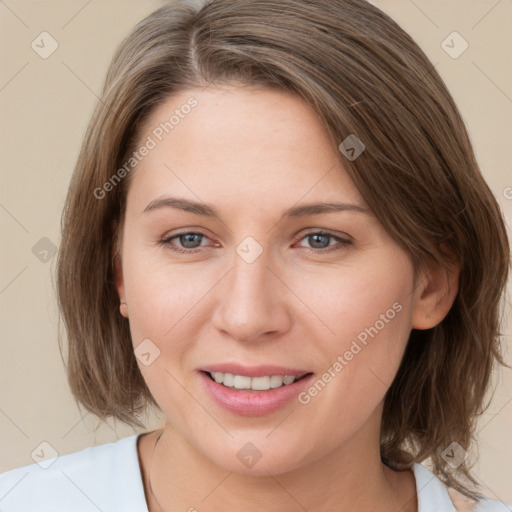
<box><xmin>143</xmin><ymin>196</ymin><xmax>369</xmax><ymax>219</ymax></box>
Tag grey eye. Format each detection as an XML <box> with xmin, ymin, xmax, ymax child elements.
<box><xmin>178</xmin><ymin>233</ymin><xmax>204</xmax><ymax>248</ymax></box>
<box><xmin>307</xmin><ymin>233</ymin><xmax>333</xmax><ymax>249</ymax></box>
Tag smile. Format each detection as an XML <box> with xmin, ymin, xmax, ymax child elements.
<box><xmin>199</xmin><ymin>369</ymin><xmax>316</xmax><ymax>416</ymax></box>
<box><xmin>205</xmin><ymin>371</ymin><xmax>310</xmax><ymax>391</ymax></box>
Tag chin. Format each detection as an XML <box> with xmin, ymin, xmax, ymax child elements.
<box><xmin>198</xmin><ymin>438</ymin><xmax>312</xmax><ymax>477</ymax></box>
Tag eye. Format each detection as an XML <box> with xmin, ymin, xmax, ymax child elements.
<box><xmin>295</xmin><ymin>230</ymin><xmax>352</xmax><ymax>254</ymax></box>
<box><xmin>158</xmin><ymin>229</ymin><xmax>351</xmax><ymax>255</ymax></box>
<box><xmin>158</xmin><ymin>231</ymin><xmax>212</xmax><ymax>254</ymax></box>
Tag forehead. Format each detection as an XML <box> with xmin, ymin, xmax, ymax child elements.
<box><xmin>126</xmin><ymin>85</ymin><xmax>364</xmax><ymax>212</ymax></box>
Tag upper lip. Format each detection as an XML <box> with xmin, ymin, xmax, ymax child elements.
<box><xmin>200</xmin><ymin>363</ymin><xmax>312</xmax><ymax>378</ymax></box>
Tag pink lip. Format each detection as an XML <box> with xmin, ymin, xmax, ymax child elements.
<box><xmin>200</xmin><ymin>363</ymin><xmax>310</xmax><ymax>378</ymax></box>
<box><xmin>199</xmin><ymin>370</ymin><xmax>315</xmax><ymax>417</ymax></box>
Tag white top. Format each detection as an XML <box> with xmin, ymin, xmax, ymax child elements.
<box><xmin>0</xmin><ymin>434</ymin><xmax>510</xmax><ymax>511</ymax></box>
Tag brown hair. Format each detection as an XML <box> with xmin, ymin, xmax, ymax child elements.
<box><xmin>56</xmin><ymin>0</ymin><xmax>510</xmax><ymax>499</ymax></box>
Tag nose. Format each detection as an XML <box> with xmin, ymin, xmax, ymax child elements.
<box><xmin>211</xmin><ymin>246</ymin><xmax>292</xmax><ymax>343</ymax></box>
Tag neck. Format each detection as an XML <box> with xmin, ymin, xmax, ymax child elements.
<box><xmin>138</xmin><ymin>424</ymin><xmax>417</xmax><ymax>512</ymax></box>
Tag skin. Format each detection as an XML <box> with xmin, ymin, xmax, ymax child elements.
<box><xmin>114</xmin><ymin>84</ymin><xmax>459</xmax><ymax>512</ymax></box>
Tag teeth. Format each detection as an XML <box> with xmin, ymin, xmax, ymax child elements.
<box><xmin>282</xmin><ymin>375</ymin><xmax>296</xmax><ymax>385</ymax></box>
<box><xmin>209</xmin><ymin>372</ymin><xmax>301</xmax><ymax>391</ymax></box>
<box><xmin>233</xmin><ymin>375</ymin><xmax>251</xmax><ymax>389</ymax></box>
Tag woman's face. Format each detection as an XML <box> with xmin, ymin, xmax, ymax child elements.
<box><xmin>115</xmin><ymin>84</ymin><xmax>426</xmax><ymax>475</ymax></box>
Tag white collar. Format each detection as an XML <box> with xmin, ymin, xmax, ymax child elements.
<box><xmin>412</xmin><ymin>462</ymin><xmax>457</xmax><ymax>511</ymax></box>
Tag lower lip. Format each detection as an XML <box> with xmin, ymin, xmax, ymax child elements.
<box><xmin>199</xmin><ymin>371</ymin><xmax>315</xmax><ymax>417</ymax></box>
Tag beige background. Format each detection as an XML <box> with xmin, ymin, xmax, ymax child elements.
<box><xmin>1</xmin><ymin>0</ymin><xmax>511</xmax><ymax>503</ymax></box>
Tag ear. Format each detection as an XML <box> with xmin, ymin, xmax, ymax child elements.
<box><xmin>112</xmin><ymin>220</ymin><xmax>128</xmax><ymax>318</ymax></box>
<box><xmin>411</xmin><ymin>257</ymin><xmax>460</xmax><ymax>330</ymax></box>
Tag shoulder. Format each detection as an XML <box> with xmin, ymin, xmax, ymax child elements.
<box><xmin>411</xmin><ymin>463</ymin><xmax>511</xmax><ymax>512</ymax></box>
<box><xmin>472</xmin><ymin>496</ymin><xmax>512</xmax><ymax>512</ymax></box>
<box><xmin>0</xmin><ymin>434</ymin><xmax>148</xmax><ymax>512</ymax></box>
<box><xmin>475</xmin><ymin>499</ymin><xmax>512</xmax><ymax>511</ymax></box>
<box><xmin>448</xmin><ymin>486</ymin><xmax>512</xmax><ymax>512</ymax></box>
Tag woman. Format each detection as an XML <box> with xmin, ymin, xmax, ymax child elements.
<box><xmin>1</xmin><ymin>0</ymin><xmax>510</xmax><ymax>510</ymax></box>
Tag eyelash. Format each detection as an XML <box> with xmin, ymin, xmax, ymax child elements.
<box><xmin>158</xmin><ymin>230</ymin><xmax>352</xmax><ymax>255</ymax></box>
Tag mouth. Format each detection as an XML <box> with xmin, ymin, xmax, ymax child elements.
<box><xmin>199</xmin><ymin>368</ymin><xmax>316</xmax><ymax>416</ymax></box>
<box><xmin>201</xmin><ymin>370</ymin><xmax>313</xmax><ymax>391</ymax></box>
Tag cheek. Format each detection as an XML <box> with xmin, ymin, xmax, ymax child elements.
<box><xmin>293</xmin><ymin>251</ymin><xmax>414</xmax><ymax>431</ymax></box>
<box><xmin>293</xmin><ymin>251</ymin><xmax>413</xmax><ymax>356</ymax></box>
<box><xmin>123</xmin><ymin>245</ymin><xmax>208</xmax><ymax>340</ymax></box>
<box><xmin>121</xmin><ymin>248</ymin><xmax>209</xmax><ymax>417</ymax></box>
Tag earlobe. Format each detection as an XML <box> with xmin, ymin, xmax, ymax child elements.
<box><xmin>411</xmin><ymin>261</ymin><xmax>459</xmax><ymax>330</ymax></box>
